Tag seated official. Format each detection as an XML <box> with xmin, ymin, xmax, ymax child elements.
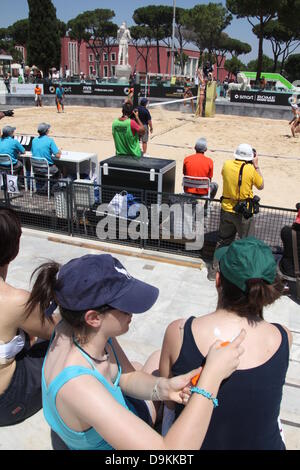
<box><xmin>183</xmin><ymin>137</ymin><xmax>218</xmax><ymax>199</ymax></box>
<box><xmin>279</xmin><ymin>203</ymin><xmax>300</xmax><ymax>279</ymax></box>
<box><xmin>0</xmin><ymin>126</ymin><xmax>24</xmax><ymax>173</ymax></box>
<box><xmin>31</xmin><ymin>123</ymin><xmax>61</xmax><ymax>176</ymax></box>
<box><xmin>112</xmin><ymin>102</ymin><xmax>145</xmax><ymax>159</ymax></box>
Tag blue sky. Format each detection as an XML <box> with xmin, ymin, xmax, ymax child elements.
<box><xmin>0</xmin><ymin>0</ymin><xmax>290</xmax><ymax>63</ymax></box>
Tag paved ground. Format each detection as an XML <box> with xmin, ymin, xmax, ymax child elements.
<box><xmin>0</xmin><ymin>229</ymin><xmax>299</xmax><ymax>450</ymax></box>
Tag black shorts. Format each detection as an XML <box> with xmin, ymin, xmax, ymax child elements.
<box><xmin>125</xmin><ymin>395</ymin><xmax>152</xmax><ymax>425</ymax></box>
<box><xmin>0</xmin><ymin>338</ymin><xmax>49</xmax><ymax>426</ymax></box>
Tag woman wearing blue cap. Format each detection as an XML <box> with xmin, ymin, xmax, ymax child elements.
<box><xmin>160</xmin><ymin>237</ymin><xmax>292</xmax><ymax>450</ymax></box>
<box><xmin>25</xmin><ymin>253</ymin><xmax>245</xmax><ymax>450</ymax></box>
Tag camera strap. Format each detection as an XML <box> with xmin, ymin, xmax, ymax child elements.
<box><xmin>236</xmin><ymin>162</ymin><xmax>247</xmax><ymax>203</ymax></box>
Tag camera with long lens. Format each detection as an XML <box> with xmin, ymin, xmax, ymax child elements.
<box><xmin>234</xmin><ymin>195</ymin><xmax>260</xmax><ymax>219</ymax></box>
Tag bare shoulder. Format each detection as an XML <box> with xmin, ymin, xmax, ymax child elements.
<box><xmin>280</xmin><ymin>324</ymin><xmax>293</xmax><ymax>348</ymax></box>
<box><xmin>163</xmin><ymin>318</ymin><xmax>186</xmax><ymax>342</ymax></box>
<box><xmin>0</xmin><ymin>284</ymin><xmax>29</xmax><ymax>313</ymax></box>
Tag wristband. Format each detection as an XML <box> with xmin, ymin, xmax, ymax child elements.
<box><xmin>190</xmin><ymin>387</ymin><xmax>219</xmax><ymax>408</ymax></box>
<box><xmin>151</xmin><ymin>379</ymin><xmax>162</xmax><ymax>401</ymax></box>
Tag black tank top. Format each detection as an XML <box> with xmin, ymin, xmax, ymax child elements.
<box><xmin>171</xmin><ymin>317</ymin><xmax>289</xmax><ymax>450</ymax></box>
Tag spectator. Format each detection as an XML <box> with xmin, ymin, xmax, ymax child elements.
<box><xmin>278</xmin><ymin>203</ymin><xmax>300</xmax><ymax>300</ymax></box>
<box><xmin>18</xmin><ymin>74</ymin><xmax>24</xmax><ymax>84</ymax></box>
<box><xmin>0</xmin><ymin>208</ymin><xmax>55</xmax><ymax>426</ymax></box>
<box><xmin>25</xmin><ymin>253</ymin><xmax>245</xmax><ymax>450</ymax></box>
<box><xmin>183</xmin><ymin>84</ymin><xmax>195</xmax><ymax>113</ymax></box>
<box><xmin>160</xmin><ymin>237</ymin><xmax>291</xmax><ymax>450</ymax></box>
<box><xmin>4</xmin><ymin>74</ymin><xmax>11</xmax><ymax>94</ymax></box>
<box><xmin>223</xmin><ymin>77</ymin><xmax>229</xmax><ymax>97</ymax></box>
<box><xmin>183</xmin><ymin>137</ymin><xmax>218</xmax><ymax>200</ymax></box>
<box><xmin>112</xmin><ymin>101</ymin><xmax>145</xmax><ymax>159</ymax></box>
<box><xmin>34</xmin><ymin>84</ymin><xmax>42</xmax><ymax>107</ymax></box>
<box><xmin>137</xmin><ymin>98</ymin><xmax>153</xmax><ymax>156</ymax></box>
<box><xmin>0</xmin><ymin>126</ymin><xmax>24</xmax><ymax>174</ymax></box>
<box><xmin>55</xmin><ymin>84</ymin><xmax>65</xmax><ymax>113</ymax></box>
<box><xmin>203</xmin><ymin>61</ymin><xmax>214</xmax><ymax>79</ymax></box>
<box><xmin>31</xmin><ymin>123</ymin><xmax>61</xmax><ymax>177</ymax></box>
<box><xmin>208</xmin><ymin>143</ymin><xmax>264</xmax><ymax>280</ymax></box>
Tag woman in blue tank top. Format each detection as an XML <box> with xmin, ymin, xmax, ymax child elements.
<box><xmin>160</xmin><ymin>237</ymin><xmax>292</xmax><ymax>450</ymax></box>
<box><xmin>25</xmin><ymin>253</ymin><xmax>246</xmax><ymax>450</ymax></box>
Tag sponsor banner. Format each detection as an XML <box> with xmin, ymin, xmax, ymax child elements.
<box><xmin>11</xmin><ymin>83</ymin><xmax>44</xmax><ymax>95</ymax></box>
<box><xmin>44</xmin><ymin>83</ymin><xmax>196</xmax><ymax>99</ymax></box>
<box><xmin>230</xmin><ymin>90</ymin><xmax>298</xmax><ymax>106</ymax></box>
<box><xmin>45</xmin><ymin>83</ymin><xmax>131</xmax><ymax>97</ymax></box>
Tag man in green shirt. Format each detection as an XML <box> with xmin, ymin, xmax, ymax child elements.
<box><xmin>112</xmin><ymin>102</ymin><xmax>145</xmax><ymax>158</ymax></box>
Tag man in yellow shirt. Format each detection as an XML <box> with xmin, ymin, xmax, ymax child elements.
<box><xmin>208</xmin><ymin>143</ymin><xmax>264</xmax><ymax>280</ymax></box>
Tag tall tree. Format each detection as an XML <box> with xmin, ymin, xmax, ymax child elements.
<box><xmin>213</xmin><ymin>33</ymin><xmax>251</xmax><ymax>79</ymax></box>
<box><xmin>182</xmin><ymin>3</ymin><xmax>232</xmax><ymax>58</ymax></box>
<box><xmin>133</xmin><ymin>6</ymin><xmax>174</xmax><ymax>74</ymax></box>
<box><xmin>7</xmin><ymin>19</ymin><xmax>29</xmax><ymax>47</ymax></box>
<box><xmin>71</xmin><ymin>9</ymin><xmax>117</xmax><ymax>78</ymax></box>
<box><xmin>27</xmin><ymin>0</ymin><xmax>61</xmax><ymax>76</ymax></box>
<box><xmin>174</xmin><ymin>7</ymin><xmax>192</xmax><ymax>75</ymax></box>
<box><xmin>279</xmin><ymin>0</ymin><xmax>300</xmax><ymax>35</ymax></box>
<box><xmin>224</xmin><ymin>56</ymin><xmax>246</xmax><ymax>78</ymax></box>
<box><xmin>130</xmin><ymin>25</ymin><xmax>154</xmax><ymax>75</ymax></box>
<box><xmin>253</xmin><ymin>20</ymin><xmax>300</xmax><ymax>72</ymax></box>
<box><xmin>283</xmin><ymin>53</ymin><xmax>300</xmax><ymax>82</ymax></box>
<box><xmin>247</xmin><ymin>54</ymin><xmax>275</xmax><ymax>72</ymax></box>
<box><xmin>226</xmin><ymin>0</ymin><xmax>284</xmax><ymax>81</ymax></box>
<box><xmin>67</xmin><ymin>14</ymin><xmax>93</xmax><ymax>74</ymax></box>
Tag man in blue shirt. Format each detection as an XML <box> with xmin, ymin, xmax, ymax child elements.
<box><xmin>0</xmin><ymin>126</ymin><xmax>24</xmax><ymax>173</ymax></box>
<box><xmin>137</xmin><ymin>98</ymin><xmax>153</xmax><ymax>156</ymax></box>
<box><xmin>31</xmin><ymin>123</ymin><xmax>61</xmax><ymax>176</ymax></box>
<box><xmin>55</xmin><ymin>85</ymin><xmax>65</xmax><ymax>113</ymax></box>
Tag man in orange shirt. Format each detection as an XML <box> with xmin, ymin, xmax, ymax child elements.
<box><xmin>183</xmin><ymin>137</ymin><xmax>218</xmax><ymax>199</ymax></box>
<box><xmin>34</xmin><ymin>85</ymin><xmax>42</xmax><ymax>107</ymax></box>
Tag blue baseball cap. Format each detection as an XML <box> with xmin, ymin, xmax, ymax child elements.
<box><xmin>50</xmin><ymin>254</ymin><xmax>159</xmax><ymax>314</ymax></box>
<box><xmin>140</xmin><ymin>98</ymin><xmax>148</xmax><ymax>106</ymax></box>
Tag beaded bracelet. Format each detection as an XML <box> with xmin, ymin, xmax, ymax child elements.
<box><xmin>190</xmin><ymin>386</ymin><xmax>219</xmax><ymax>408</ymax></box>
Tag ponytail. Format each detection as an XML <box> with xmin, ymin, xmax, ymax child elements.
<box><xmin>25</xmin><ymin>261</ymin><xmax>61</xmax><ymax>324</ymax></box>
<box><xmin>219</xmin><ymin>272</ymin><xmax>284</xmax><ymax>325</ymax></box>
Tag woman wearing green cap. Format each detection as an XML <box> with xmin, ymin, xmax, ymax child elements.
<box><xmin>25</xmin><ymin>253</ymin><xmax>245</xmax><ymax>450</ymax></box>
<box><xmin>160</xmin><ymin>237</ymin><xmax>292</xmax><ymax>450</ymax></box>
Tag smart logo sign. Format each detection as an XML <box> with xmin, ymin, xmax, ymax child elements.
<box><xmin>231</xmin><ymin>90</ymin><xmax>292</xmax><ymax>106</ymax></box>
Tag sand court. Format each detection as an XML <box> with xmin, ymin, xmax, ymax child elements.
<box><xmin>2</xmin><ymin>105</ymin><xmax>299</xmax><ymax>208</ymax></box>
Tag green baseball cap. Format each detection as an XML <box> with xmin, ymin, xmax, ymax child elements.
<box><xmin>215</xmin><ymin>237</ymin><xmax>276</xmax><ymax>292</ymax></box>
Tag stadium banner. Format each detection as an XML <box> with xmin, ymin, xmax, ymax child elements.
<box><xmin>11</xmin><ymin>83</ymin><xmax>44</xmax><ymax>95</ymax></box>
<box><xmin>230</xmin><ymin>90</ymin><xmax>298</xmax><ymax>106</ymax></box>
<box><xmin>44</xmin><ymin>83</ymin><xmax>196</xmax><ymax>99</ymax></box>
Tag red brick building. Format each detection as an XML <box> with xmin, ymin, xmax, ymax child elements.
<box><xmin>60</xmin><ymin>37</ymin><xmax>227</xmax><ymax>81</ymax></box>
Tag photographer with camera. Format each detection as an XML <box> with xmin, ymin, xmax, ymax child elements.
<box><xmin>208</xmin><ymin>143</ymin><xmax>264</xmax><ymax>281</ymax></box>
<box><xmin>112</xmin><ymin>101</ymin><xmax>145</xmax><ymax>159</ymax></box>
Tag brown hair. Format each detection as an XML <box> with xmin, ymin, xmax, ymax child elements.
<box><xmin>25</xmin><ymin>261</ymin><xmax>111</xmax><ymax>334</ymax></box>
<box><xmin>0</xmin><ymin>207</ymin><xmax>22</xmax><ymax>267</ymax></box>
<box><xmin>218</xmin><ymin>272</ymin><xmax>284</xmax><ymax>325</ymax></box>
<box><xmin>122</xmin><ymin>101</ymin><xmax>134</xmax><ymax>117</ymax></box>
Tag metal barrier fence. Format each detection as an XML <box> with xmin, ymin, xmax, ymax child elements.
<box><xmin>0</xmin><ymin>174</ymin><xmax>297</xmax><ymax>260</ymax></box>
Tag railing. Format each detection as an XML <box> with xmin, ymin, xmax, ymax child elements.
<box><xmin>0</xmin><ymin>174</ymin><xmax>297</xmax><ymax>260</ymax></box>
